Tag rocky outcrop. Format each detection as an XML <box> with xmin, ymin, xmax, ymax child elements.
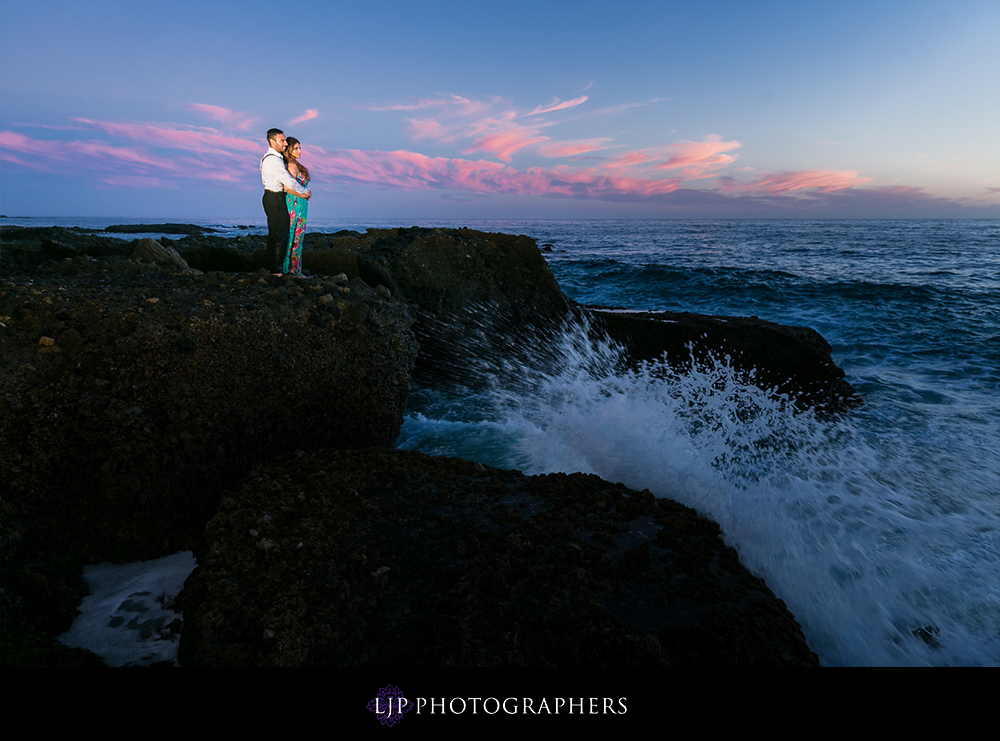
<box><xmin>583</xmin><ymin>308</ymin><xmax>860</xmax><ymax>413</ymax></box>
<box><xmin>2</xmin><ymin>225</ymin><xmax>856</xmax><ymax>410</ymax></box>
<box><xmin>156</xmin><ymin>226</ymin><xmax>569</xmax><ymax>320</ymax></box>
<box><xmin>178</xmin><ymin>448</ymin><xmax>819</xmax><ymax>667</ymax></box>
<box><xmin>318</xmin><ymin>227</ymin><xmax>569</xmax><ymax>321</ymax></box>
<box><xmin>1</xmin><ymin>224</ymin><xmax>847</xmax><ymax>667</ymax></box>
<box><xmin>104</xmin><ymin>223</ymin><xmax>216</xmax><ymax>235</ymax></box>
<box><xmin>161</xmin><ymin>225</ymin><xmax>574</xmax><ymax>391</ymax></box>
<box><xmin>1</xmin><ymin>226</ymin><xmax>133</xmax><ymax>270</ymax></box>
<box><xmin>1</xmin><ymin>255</ymin><xmax>417</xmax><ymax>664</ymax></box>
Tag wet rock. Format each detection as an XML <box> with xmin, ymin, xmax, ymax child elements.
<box><xmin>583</xmin><ymin>308</ymin><xmax>860</xmax><ymax>413</ymax></box>
<box><xmin>178</xmin><ymin>448</ymin><xmax>819</xmax><ymax>667</ymax></box>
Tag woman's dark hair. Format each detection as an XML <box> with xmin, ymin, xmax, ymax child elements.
<box><xmin>283</xmin><ymin>137</ymin><xmax>310</xmax><ymax>181</ymax></box>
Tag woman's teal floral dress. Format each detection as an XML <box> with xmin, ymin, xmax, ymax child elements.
<box><xmin>284</xmin><ymin>172</ymin><xmax>309</xmax><ymax>274</ymax></box>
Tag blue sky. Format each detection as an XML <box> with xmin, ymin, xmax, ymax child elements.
<box><xmin>1</xmin><ymin>0</ymin><xmax>997</xmax><ymax>219</ymax></box>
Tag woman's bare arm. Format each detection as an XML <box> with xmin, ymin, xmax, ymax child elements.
<box><xmin>283</xmin><ymin>183</ymin><xmax>311</xmax><ymax>200</ymax></box>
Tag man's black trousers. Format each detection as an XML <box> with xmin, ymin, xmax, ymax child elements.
<box><xmin>263</xmin><ymin>189</ymin><xmax>289</xmax><ymax>273</ymax></box>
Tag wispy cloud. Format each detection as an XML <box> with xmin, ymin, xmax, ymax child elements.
<box><xmin>1</xmin><ymin>125</ymin><xmax>253</xmax><ymax>186</ymax></box>
<box><xmin>592</xmin><ymin>137</ymin><xmax>741</xmax><ymax>180</ymax></box>
<box><xmin>303</xmin><ymin>146</ymin><xmax>684</xmax><ymax>201</ymax></box>
<box><xmin>359</xmin><ymin>94</ymin><xmax>496</xmax><ymax>116</ymax></box>
<box><xmin>408</xmin><ymin>118</ymin><xmax>463</xmax><ymax>143</ymax></box>
<box><xmin>287</xmin><ymin>109</ymin><xmax>319</xmax><ymax>126</ymax></box>
<box><xmin>522</xmin><ymin>96</ymin><xmax>589</xmax><ymax>117</ymax></box>
<box><xmin>461</xmin><ymin>130</ymin><xmax>550</xmax><ymax>162</ymax></box>
<box><xmin>719</xmin><ymin>169</ymin><xmax>871</xmax><ymax>194</ymax></box>
<box><xmin>653</xmin><ymin>136</ymin><xmax>742</xmax><ymax>177</ymax></box>
<box><xmin>72</xmin><ymin>118</ymin><xmax>259</xmax><ymax>155</ymax></box>
<box><xmin>383</xmin><ymin>93</ymin><xmax>615</xmax><ymax>164</ymax></box>
<box><xmin>589</xmin><ymin>98</ymin><xmax>671</xmax><ymax>116</ymax></box>
<box><xmin>535</xmin><ymin>138</ymin><xmax>614</xmax><ymax>158</ymax></box>
<box><xmin>187</xmin><ymin>103</ymin><xmax>258</xmax><ymax>131</ymax></box>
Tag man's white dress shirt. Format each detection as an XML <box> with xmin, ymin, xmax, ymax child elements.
<box><xmin>260</xmin><ymin>148</ymin><xmax>308</xmax><ymax>196</ymax></box>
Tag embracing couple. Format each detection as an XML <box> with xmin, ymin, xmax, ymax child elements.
<box><xmin>260</xmin><ymin>128</ymin><xmax>312</xmax><ymax>276</ymax></box>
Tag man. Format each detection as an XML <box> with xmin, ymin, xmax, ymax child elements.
<box><xmin>260</xmin><ymin>128</ymin><xmax>311</xmax><ymax>274</ymax></box>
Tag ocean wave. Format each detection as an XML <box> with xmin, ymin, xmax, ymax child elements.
<box><xmin>400</xmin><ymin>316</ymin><xmax>1000</xmax><ymax>666</ymax></box>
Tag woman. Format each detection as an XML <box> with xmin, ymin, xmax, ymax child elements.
<box><xmin>282</xmin><ymin>137</ymin><xmax>311</xmax><ymax>275</ymax></box>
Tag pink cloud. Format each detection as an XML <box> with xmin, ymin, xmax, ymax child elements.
<box><xmin>653</xmin><ymin>136</ymin><xmax>742</xmax><ymax>176</ymax></box>
<box><xmin>381</xmin><ymin>93</ymin><xmax>611</xmax><ymax>163</ymax></box>
<box><xmin>7</xmin><ymin>91</ymin><xmax>985</xmax><ymax>218</ymax></box>
<box><xmin>2</xmin><ymin>129</ymin><xmax>179</xmax><ymax>171</ymax></box>
<box><xmin>187</xmin><ymin>103</ymin><xmax>258</xmax><ymax>131</ymax></box>
<box><xmin>461</xmin><ymin>130</ymin><xmax>550</xmax><ymax>162</ymax></box>
<box><xmin>729</xmin><ymin>169</ymin><xmax>873</xmax><ymax>194</ymax></box>
<box><xmin>72</xmin><ymin>118</ymin><xmax>260</xmax><ymax>155</ymax></box>
<box><xmin>408</xmin><ymin>118</ymin><xmax>460</xmax><ymax>142</ymax></box>
<box><xmin>305</xmin><ymin>147</ymin><xmax>510</xmax><ymax>193</ymax></box>
<box><xmin>0</xmin><ymin>128</ymin><xmax>251</xmax><ymax>185</ymax></box>
<box><xmin>522</xmin><ymin>96</ymin><xmax>589</xmax><ymax>117</ymax></box>
<box><xmin>603</xmin><ymin>150</ymin><xmax>656</xmax><ymax>170</ymax></box>
<box><xmin>4</xmin><ymin>122</ymin><xmax>990</xmax><ymax>216</ymax></box>
<box><xmin>0</xmin><ymin>152</ymin><xmax>33</xmax><ymax>168</ymax></box>
<box><xmin>536</xmin><ymin>138</ymin><xmax>613</xmax><ymax>158</ymax></box>
<box><xmin>0</xmin><ymin>131</ymin><xmax>34</xmax><ymax>151</ymax></box>
<box><xmin>587</xmin><ymin>138</ymin><xmax>741</xmax><ymax>181</ymax></box>
<box><xmin>0</xmin><ymin>119</ymin><xmax>848</xmax><ymax>207</ymax></box>
<box><xmin>302</xmin><ymin>146</ymin><xmax>687</xmax><ymax>202</ymax></box>
<box><xmin>287</xmin><ymin>109</ymin><xmax>319</xmax><ymax>126</ymax></box>
<box><xmin>361</xmin><ymin>94</ymin><xmax>495</xmax><ymax>116</ymax></box>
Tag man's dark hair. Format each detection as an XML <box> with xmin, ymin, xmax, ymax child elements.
<box><xmin>266</xmin><ymin>128</ymin><xmax>284</xmax><ymax>142</ymax></box>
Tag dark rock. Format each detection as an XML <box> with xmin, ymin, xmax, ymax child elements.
<box><xmin>172</xmin><ymin>234</ymin><xmax>263</xmax><ymax>272</ymax></box>
<box><xmin>357</xmin><ymin>227</ymin><xmax>569</xmax><ymax>322</ymax></box>
<box><xmin>1</xmin><ymin>225</ymin><xmax>132</xmax><ymax>270</ymax></box>
<box><xmin>288</xmin><ymin>227</ymin><xmax>569</xmax><ymax>322</ymax></box>
<box><xmin>177</xmin><ymin>448</ymin><xmax>819</xmax><ymax>667</ymax></box>
<box><xmin>131</xmin><ymin>238</ymin><xmax>188</xmax><ymax>271</ymax></box>
<box><xmin>298</xmin><ymin>227</ymin><xmax>572</xmax><ymax>394</ymax></box>
<box><xmin>582</xmin><ymin>308</ymin><xmax>860</xmax><ymax>414</ymax></box>
<box><xmin>104</xmin><ymin>223</ymin><xmax>216</xmax><ymax>235</ymax></box>
<box><xmin>1</xmin><ymin>257</ymin><xmax>417</xmax><ymax>664</ymax></box>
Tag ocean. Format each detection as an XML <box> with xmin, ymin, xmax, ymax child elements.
<box><xmin>9</xmin><ymin>216</ymin><xmax>998</xmax><ymax>666</ymax></box>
